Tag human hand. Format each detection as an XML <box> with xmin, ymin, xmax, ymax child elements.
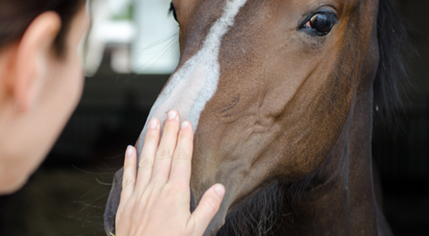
<box><xmin>114</xmin><ymin>110</ymin><xmax>225</xmax><ymax>236</ymax></box>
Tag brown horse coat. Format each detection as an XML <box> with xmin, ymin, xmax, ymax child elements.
<box><xmin>105</xmin><ymin>0</ymin><xmax>407</xmax><ymax>235</ymax></box>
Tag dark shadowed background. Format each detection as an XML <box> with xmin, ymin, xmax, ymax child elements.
<box><xmin>0</xmin><ymin>0</ymin><xmax>428</xmax><ymax>235</ymax></box>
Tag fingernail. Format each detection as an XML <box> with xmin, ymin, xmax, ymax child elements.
<box><xmin>167</xmin><ymin>110</ymin><xmax>177</xmax><ymax>120</ymax></box>
<box><xmin>148</xmin><ymin>119</ymin><xmax>158</xmax><ymax>129</ymax></box>
<box><xmin>126</xmin><ymin>145</ymin><xmax>134</xmax><ymax>157</ymax></box>
<box><xmin>181</xmin><ymin>121</ymin><xmax>190</xmax><ymax>129</ymax></box>
<box><xmin>214</xmin><ymin>185</ymin><xmax>225</xmax><ymax>197</ymax></box>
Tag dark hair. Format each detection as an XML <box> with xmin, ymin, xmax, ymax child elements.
<box><xmin>0</xmin><ymin>0</ymin><xmax>86</xmax><ymax>56</ymax></box>
<box><xmin>373</xmin><ymin>0</ymin><xmax>412</xmax><ymax>127</ymax></box>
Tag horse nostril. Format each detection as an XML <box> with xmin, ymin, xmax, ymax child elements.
<box><xmin>190</xmin><ymin>188</ymin><xmax>196</xmax><ymax>213</ymax></box>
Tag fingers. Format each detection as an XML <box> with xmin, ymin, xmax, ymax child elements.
<box><xmin>151</xmin><ymin>110</ymin><xmax>180</xmax><ymax>184</ymax></box>
<box><xmin>117</xmin><ymin>146</ymin><xmax>137</xmax><ymax>215</ymax></box>
<box><xmin>136</xmin><ymin>118</ymin><xmax>161</xmax><ymax>190</ymax></box>
<box><xmin>169</xmin><ymin>120</ymin><xmax>194</xmax><ymax>186</ymax></box>
<box><xmin>188</xmin><ymin>184</ymin><xmax>225</xmax><ymax>235</ymax></box>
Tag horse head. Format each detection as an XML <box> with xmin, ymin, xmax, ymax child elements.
<box><xmin>105</xmin><ymin>0</ymin><xmax>406</xmax><ymax>235</ymax></box>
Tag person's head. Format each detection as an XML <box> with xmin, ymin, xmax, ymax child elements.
<box><xmin>0</xmin><ymin>0</ymin><xmax>88</xmax><ymax>194</ymax></box>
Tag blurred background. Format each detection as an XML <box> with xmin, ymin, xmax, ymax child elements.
<box><xmin>0</xmin><ymin>0</ymin><xmax>428</xmax><ymax>235</ymax></box>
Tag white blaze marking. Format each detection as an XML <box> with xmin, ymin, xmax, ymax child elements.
<box><xmin>136</xmin><ymin>0</ymin><xmax>247</xmax><ymax>157</ymax></box>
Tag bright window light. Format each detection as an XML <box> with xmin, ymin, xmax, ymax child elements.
<box><xmin>131</xmin><ymin>0</ymin><xmax>180</xmax><ymax>74</ymax></box>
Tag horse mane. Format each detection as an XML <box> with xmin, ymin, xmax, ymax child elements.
<box><xmin>373</xmin><ymin>0</ymin><xmax>411</xmax><ymax>128</ymax></box>
<box><xmin>215</xmin><ymin>178</ymin><xmax>316</xmax><ymax>236</ymax></box>
<box><xmin>215</xmin><ymin>1</ymin><xmax>410</xmax><ymax>235</ymax></box>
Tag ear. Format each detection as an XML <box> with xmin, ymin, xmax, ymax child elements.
<box><xmin>12</xmin><ymin>11</ymin><xmax>61</xmax><ymax>112</ymax></box>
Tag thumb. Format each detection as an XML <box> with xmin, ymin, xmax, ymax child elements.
<box><xmin>188</xmin><ymin>184</ymin><xmax>225</xmax><ymax>235</ymax></box>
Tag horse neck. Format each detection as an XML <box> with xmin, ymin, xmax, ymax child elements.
<box><xmin>279</xmin><ymin>85</ymin><xmax>378</xmax><ymax>235</ymax></box>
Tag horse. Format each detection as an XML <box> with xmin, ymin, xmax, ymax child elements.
<box><xmin>104</xmin><ymin>0</ymin><xmax>408</xmax><ymax>235</ymax></box>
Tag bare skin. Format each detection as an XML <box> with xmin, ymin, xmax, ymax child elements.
<box><xmin>0</xmin><ymin>8</ymin><xmax>88</xmax><ymax>194</ymax></box>
<box><xmin>116</xmin><ymin>111</ymin><xmax>225</xmax><ymax>236</ymax></box>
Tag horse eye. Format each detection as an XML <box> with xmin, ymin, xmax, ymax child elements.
<box><xmin>304</xmin><ymin>13</ymin><xmax>336</xmax><ymax>36</ymax></box>
<box><xmin>169</xmin><ymin>2</ymin><xmax>178</xmax><ymax>22</ymax></box>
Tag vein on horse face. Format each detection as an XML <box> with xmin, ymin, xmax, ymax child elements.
<box><xmin>135</xmin><ymin>0</ymin><xmax>248</xmax><ymax>159</ymax></box>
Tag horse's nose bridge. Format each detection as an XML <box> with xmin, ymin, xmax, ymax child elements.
<box><xmin>136</xmin><ymin>0</ymin><xmax>248</xmax><ymax>158</ymax></box>
<box><xmin>145</xmin><ymin>0</ymin><xmax>250</xmax><ymax>130</ymax></box>
<box><xmin>135</xmin><ymin>62</ymin><xmax>210</xmax><ymax>155</ymax></box>
<box><xmin>152</xmin><ymin>62</ymin><xmax>208</xmax><ymax>128</ymax></box>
